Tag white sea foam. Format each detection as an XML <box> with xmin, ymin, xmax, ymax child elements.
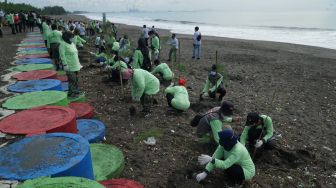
<box><xmin>83</xmin><ymin>12</ymin><xmax>336</xmax><ymax>50</ymax></box>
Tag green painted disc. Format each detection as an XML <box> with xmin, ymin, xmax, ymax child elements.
<box><xmin>17</xmin><ymin>177</ymin><xmax>104</xmax><ymax>188</ymax></box>
<box><xmin>17</xmin><ymin>50</ymin><xmax>49</xmax><ymax>55</ymax></box>
<box><xmin>10</xmin><ymin>64</ymin><xmax>54</xmax><ymax>72</ymax></box>
<box><xmin>68</xmin><ymin>93</ymin><xmax>86</xmax><ymax>103</ymax></box>
<box><xmin>2</xmin><ymin>91</ymin><xmax>69</xmax><ymax>110</ymax></box>
<box><xmin>90</xmin><ymin>144</ymin><xmax>125</xmax><ymax>181</ymax></box>
<box><xmin>57</xmin><ymin>70</ymin><xmax>66</xmax><ymax>76</ymax></box>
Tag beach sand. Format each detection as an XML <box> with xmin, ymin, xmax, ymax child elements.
<box><xmin>1</xmin><ymin>14</ymin><xmax>336</xmax><ymax>187</ymax></box>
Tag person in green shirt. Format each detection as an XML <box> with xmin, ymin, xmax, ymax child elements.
<box><xmin>119</xmin><ymin>35</ymin><xmax>130</xmax><ymax>50</ymax></box>
<box><xmin>59</xmin><ymin>31</ymin><xmax>83</xmax><ymax>98</ymax></box>
<box><xmin>191</xmin><ymin>101</ymin><xmax>241</xmax><ymax>144</ymax></box>
<box><xmin>132</xmin><ymin>38</ymin><xmax>151</xmax><ymax>71</ymax></box>
<box><xmin>149</xmin><ymin>30</ymin><xmax>160</xmax><ymax>62</ymax></box>
<box><xmin>151</xmin><ymin>60</ymin><xmax>173</xmax><ymax>86</ymax></box>
<box><xmin>200</xmin><ymin>64</ymin><xmax>226</xmax><ymax>102</ymax></box>
<box><xmin>73</xmin><ymin>28</ymin><xmax>86</xmax><ymax>49</ymax></box>
<box><xmin>42</xmin><ymin>19</ymin><xmax>51</xmax><ymax>47</ymax></box>
<box><xmin>122</xmin><ymin>68</ymin><xmax>160</xmax><ymax>114</ymax></box>
<box><xmin>240</xmin><ymin>112</ymin><xmax>275</xmax><ymax>152</ymax></box>
<box><xmin>164</xmin><ymin>78</ymin><xmax>190</xmax><ymax>112</ymax></box>
<box><xmin>195</xmin><ymin>129</ymin><xmax>255</xmax><ymax>185</ymax></box>
<box><xmin>6</xmin><ymin>13</ymin><xmax>15</xmax><ymax>34</ymax></box>
<box><xmin>111</xmin><ymin>23</ymin><xmax>117</xmax><ymax>38</ymax></box>
<box><xmin>168</xmin><ymin>33</ymin><xmax>178</xmax><ymax>62</ymax></box>
<box><xmin>109</xmin><ymin>55</ymin><xmax>129</xmax><ymax>84</ymax></box>
<box><xmin>47</xmin><ymin>24</ymin><xmax>62</xmax><ymax>70</ymax></box>
<box><xmin>106</xmin><ymin>33</ymin><xmax>116</xmax><ymax>52</ymax></box>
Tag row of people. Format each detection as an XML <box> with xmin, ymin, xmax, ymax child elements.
<box><xmin>192</xmin><ymin>101</ymin><xmax>276</xmax><ymax>185</ymax></box>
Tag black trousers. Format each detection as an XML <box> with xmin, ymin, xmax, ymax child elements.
<box><xmin>10</xmin><ymin>24</ymin><xmax>15</xmax><ymax>34</ymax></box>
<box><xmin>208</xmin><ymin>86</ymin><xmax>226</xmax><ymax>101</ymax></box>
<box><xmin>247</xmin><ymin>127</ymin><xmax>275</xmax><ymax>150</ymax></box>
<box><xmin>226</xmin><ymin>164</ymin><xmax>245</xmax><ymax>185</ymax></box>
<box><xmin>166</xmin><ymin>93</ymin><xmax>174</xmax><ymax>108</ymax></box>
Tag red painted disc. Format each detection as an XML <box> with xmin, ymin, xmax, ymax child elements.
<box><xmin>69</xmin><ymin>102</ymin><xmax>94</xmax><ymax>119</ymax></box>
<box><xmin>56</xmin><ymin>75</ymin><xmax>68</xmax><ymax>82</ymax></box>
<box><xmin>12</xmin><ymin>70</ymin><xmax>57</xmax><ymax>81</ymax></box>
<box><xmin>16</xmin><ymin>54</ymin><xmax>49</xmax><ymax>59</ymax></box>
<box><xmin>100</xmin><ymin>179</ymin><xmax>144</xmax><ymax>188</ymax></box>
<box><xmin>0</xmin><ymin>106</ymin><xmax>77</xmax><ymax>135</ymax></box>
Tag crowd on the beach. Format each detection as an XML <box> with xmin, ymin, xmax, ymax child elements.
<box><xmin>0</xmin><ymin>14</ymin><xmax>278</xmax><ymax>186</ymax></box>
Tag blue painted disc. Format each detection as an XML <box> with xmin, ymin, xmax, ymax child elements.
<box><xmin>15</xmin><ymin>58</ymin><xmax>52</xmax><ymax>65</ymax></box>
<box><xmin>61</xmin><ymin>82</ymin><xmax>69</xmax><ymax>91</ymax></box>
<box><xmin>77</xmin><ymin>119</ymin><xmax>106</xmax><ymax>143</ymax></box>
<box><xmin>7</xmin><ymin>79</ymin><xmax>62</xmax><ymax>93</ymax></box>
<box><xmin>0</xmin><ymin>133</ymin><xmax>93</xmax><ymax>180</ymax></box>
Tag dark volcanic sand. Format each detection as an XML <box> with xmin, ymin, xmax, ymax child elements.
<box><xmin>1</xmin><ymin>15</ymin><xmax>336</xmax><ymax>187</ymax></box>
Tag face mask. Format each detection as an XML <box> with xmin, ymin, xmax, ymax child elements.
<box><xmin>219</xmin><ymin>138</ymin><xmax>237</xmax><ymax>151</ymax></box>
<box><xmin>210</xmin><ymin>71</ymin><xmax>217</xmax><ymax>76</ymax></box>
<box><xmin>70</xmin><ymin>38</ymin><xmax>75</xmax><ymax>43</ymax></box>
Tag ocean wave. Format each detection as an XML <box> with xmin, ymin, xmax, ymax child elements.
<box><xmin>83</xmin><ymin>13</ymin><xmax>336</xmax><ymax>50</ymax></box>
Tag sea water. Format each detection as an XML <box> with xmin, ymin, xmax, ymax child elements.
<box><xmin>82</xmin><ymin>11</ymin><xmax>336</xmax><ymax>50</ymax></box>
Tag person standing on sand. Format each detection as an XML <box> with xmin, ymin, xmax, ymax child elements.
<box><xmin>192</xmin><ymin>26</ymin><xmax>202</xmax><ymax>59</ymax></box>
<box><xmin>73</xmin><ymin>28</ymin><xmax>86</xmax><ymax>49</ymax></box>
<box><xmin>132</xmin><ymin>38</ymin><xmax>151</xmax><ymax>71</ymax></box>
<box><xmin>149</xmin><ymin>30</ymin><xmax>160</xmax><ymax>62</ymax></box>
<box><xmin>190</xmin><ymin>101</ymin><xmax>241</xmax><ymax>144</ymax></box>
<box><xmin>122</xmin><ymin>68</ymin><xmax>160</xmax><ymax>114</ymax></box>
<box><xmin>0</xmin><ymin>10</ymin><xmax>4</xmax><ymax>38</ymax></box>
<box><xmin>6</xmin><ymin>12</ymin><xmax>15</xmax><ymax>34</ymax></box>
<box><xmin>200</xmin><ymin>64</ymin><xmax>226</xmax><ymax>102</ymax></box>
<box><xmin>168</xmin><ymin>33</ymin><xmax>178</xmax><ymax>62</ymax></box>
<box><xmin>195</xmin><ymin>129</ymin><xmax>255</xmax><ymax>185</ymax></box>
<box><xmin>239</xmin><ymin>112</ymin><xmax>276</xmax><ymax>154</ymax></box>
<box><xmin>42</xmin><ymin>19</ymin><xmax>51</xmax><ymax>47</ymax></box>
<box><xmin>47</xmin><ymin>23</ymin><xmax>62</xmax><ymax>71</ymax></box>
<box><xmin>111</xmin><ymin>23</ymin><xmax>117</xmax><ymax>38</ymax></box>
<box><xmin>164</xmin><ymin>78</ymin><xmax>190</xmax><ymax>112</ymax></box>
<box><xmin>142</xmin><ymin>25</ymin><xmax>149</xmax><ymax>46</ymax></box>
<box><xmin>59</xmin><ymin>31</ymin><xmax>83</xmax><ymax>99</ymax></box>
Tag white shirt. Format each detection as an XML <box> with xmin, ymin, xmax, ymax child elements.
<box><xmin>193</xmin><ymin>31</ymin><xmax>202</xmax><ymax>45</ymax></box>
<box><xmin>143</xmin><ymin>27</ymin><xmax>149</xmax><ymax>38</ymax></box>
<box><xmin>0</xmin><ymin>10</ymin><xmax>4</xmax><ymax>17</ymax></box>
<box><xmin>170</xmin><ymin>38</ymin><xmax>179</xmax><ymax>49</ymax></box>
<box><xmin>79</xmin><ymin>26</ymin><xmax>85</xmax><ymax>36</ymax></box>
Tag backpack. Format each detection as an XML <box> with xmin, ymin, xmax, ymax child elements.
<box><xmin>197</xmin><ymin>33</ymin><xmax>202</xmax><ymax>41</ymax></box>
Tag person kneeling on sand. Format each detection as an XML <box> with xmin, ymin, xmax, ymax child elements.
<box><xmin>195</xmin><ymin>129</ymin><xmax>255</xmax><ymax>185</ymax></box>
<box><xmin>122</xmin><ymin>68</ymin><xmax>160</xmax><ymax>114</ymax></box>
<box><xmin>190</xmin><ymin>101</ymin><xmax>241</xmax><ymax>144</ymax></box>
<box><xmin>95</xmin><ymin>47</ymin><xmax>108</xmax><ymax>65</ymax></box>
<box><xmin>200</xmin><ymin>64</ymin><xmax>226</xmax><ymax>102</ymax></box>
<box><xmin>59</xmin><ymin>31</ymin><xmax>83</xmax><ymax>99</ymax></box>
<box><xmin>108</xmin><ymin>55</ymin><xmax>128</xmax><ymax>84</ymax></box>
<box><xmin>164</xmin><ymin>78</ymin><xmax>190</xmax><ymax>112</ymax></box>
<box><xmin>151</xmin><ymin>60</ymin><xmax>174</xmax><ymax>87</ymax></box>
<box><xmin>240</xmin><ymin>112</ymin><xmax>276</xmax><ymax>154</ymax></box>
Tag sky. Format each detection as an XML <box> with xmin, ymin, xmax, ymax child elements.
<box><xmin>7</xmin><ymin>0</ymin><xmax>336</xmax><ymax>12</ymax></box>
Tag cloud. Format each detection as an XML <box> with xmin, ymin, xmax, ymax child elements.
<box><xmin>13</xmin><ymin>0</ymin><xmax>335</xmax><ymax>12</ymax></box>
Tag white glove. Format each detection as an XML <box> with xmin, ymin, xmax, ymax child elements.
<box><xmin>202</xmin><ymin>92</ymin><xmax>209</xmax><ymax>97</ymax></box>
<box><xmin>196</xmin><ymin>171</ymin><xmax>208</xmax><ymax>182</ymax></box>
<box><xmin>198</xmin><ymin>154</ymin><xmax>212</xmax><ymax>165</ymax></box>
<box><xmin>99</xmin><ymin>62</ymin><xmax>104</xmax><ymax>66</ymax></box>
<box><xmin>255</xmin><ymin>139</ymin><xmax>263</xmax><ymax>148</ymax></box>
<box><xmin>63</xmin><ymin>65</ymin><xmax>69</xmax><ymax>71</ymax></box>
<box><xmin>104</xmin><ymin>65</ymin><xmax>111</xmax><ymax>70</ymax></box>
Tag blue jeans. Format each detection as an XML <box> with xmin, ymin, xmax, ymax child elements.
<box><xmin>193</xmin><ymin>44</ymin><xmax>201</xmax><ymax>58</ymax></box>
